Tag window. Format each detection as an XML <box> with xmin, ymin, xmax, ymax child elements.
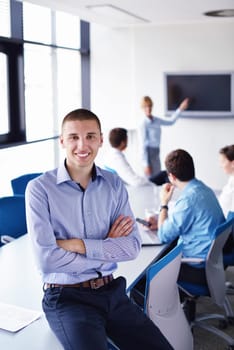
<box><xmin>56</xmin><ymin>48</ymin><xmax>81</xmax><ymax>131</ymax></box>
<box><xmin>55</xmin><ymin>11</ymin><xmax>80</xmax><ymax>48</ymax></box>
<box><xmin>24</xmin><ymin>45</ymin><xmax>81</xmax><ymax>140</ymax></box>
<box><xmin>23</xmin><ymin>4</ymin><xmax>82</xmax><ymax>141</ymax></box>
<box><xmin>24</xmin><ymin>44</ymin><xmax>54</xmax><ymax>140</ymax></box>
<box><xmin>23</xmin><ymin>2</ymin><xmax>52</xmax><ymax>44</ymax></box>
<box><xmin>0</xmin><ymin>0</ymin><xmax>10</xmax><ymax>37</ymax></box>
<box><xmin>0</xmin><ymin>52</ymin><xmax>9</xmax><ymax>134</ymax></box>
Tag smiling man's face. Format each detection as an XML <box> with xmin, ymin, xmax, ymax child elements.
<box><xmin>60</xmin><ymin>119</ymin><xmax>103</xmax><ymax>171</ymax></box>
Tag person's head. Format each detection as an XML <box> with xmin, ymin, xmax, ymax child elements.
<box><xmin>165</xmin><ymin>149</ymin><xmax>195</xmax><ymax>183</ymax></box>
<box><xmin>109</xmin><ymin>128</ymin><xmax>128</xmax><ymax>151</ymax></box>
<box><xmin>219</xmin><ymin>145</ymin><xmax>234</xmax><ymax>175</ymax></box>
<box><xmin>141</xmin><ymin>96</ymin><xmax>153</xmax><ymax>117</ymax></box>
<box><xmin>60</xmin><ymin>108</ymin><xmax>103</xmax><ymax>170</ymax></box>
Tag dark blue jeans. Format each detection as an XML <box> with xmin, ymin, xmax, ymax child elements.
<box><xmin>42</xmin><ymin>277</ymin><xmax>173</xmax><ymax>350</ymax></box>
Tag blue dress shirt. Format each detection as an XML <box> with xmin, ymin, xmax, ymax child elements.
<box><xmin>158</xmin><ymin>179</ymin><xmax>225</xmax><ymax>265</ymax></box>
<box><xmin>25</xmin><ymin>162</ymin><xmax>142</xmax><ymax>284</ymax></box>
<box><xmin>141</xmin><ymin>109</ymin><xmax>181</xmax><ymax>165</ymax></box>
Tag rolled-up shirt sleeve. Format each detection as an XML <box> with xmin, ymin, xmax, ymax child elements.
<box><xmin>83</xmin><ymin>224</ymin><xmax>141</xmax><ymax>262</ymax></box>
<box><xmin>83</xmin><ymin>178</ymin><xmax>142</xmax><ymax>262</ymax></box>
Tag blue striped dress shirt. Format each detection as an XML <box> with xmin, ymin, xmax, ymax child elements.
<box><xmin>25</xmin><ymin>162</ymin><xmax>141</xmax><ymax>284</ymax></box>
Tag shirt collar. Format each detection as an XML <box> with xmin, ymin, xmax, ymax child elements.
<box><xmin>145</xmin><ymin>116</ymin><xmax>155</xmax><ymax>124</ymax></box>
<box><xmin>57</xmin><ymin>160</ymin><xmax>101</xmax><ymax>185</ymax></box>
<box><xmin>181</xmin><ymin>178</ymin><xmax>198</xmax><ymax>194</ymax></box>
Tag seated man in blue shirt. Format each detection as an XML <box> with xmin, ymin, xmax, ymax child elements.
<box><xmin>146</xmin><ymin>149</ymin><xmax>225</xmax><ymax>321</ymax></box>
<box><xmin>149</xmin><ymin>149</ymin><xmax>225</xmax><ymax>285</ymax></box>
<box><xmin>26</xmin><ymin>108</ymin><xmax>172</xmax><ymax>350</ymax></box>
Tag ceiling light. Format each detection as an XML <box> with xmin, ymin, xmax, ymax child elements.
<box><xmin>86</xmin><ymin>4</ymin><xmax>150</xmax><ymax>24</ymax></box>
<box><xmin>204</xmin><ymin>9</ymin><xmax>234</xmax><ymax>17</ymax></box>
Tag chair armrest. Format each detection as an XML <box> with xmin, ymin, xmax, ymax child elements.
<box><xmin>181</xmin><ymin>257</ymin><xmax>205</xmax><ymax>264</ymax></box>
<box><xmin>1</xmin><ymin>235</ymin><xmax>15</xmax><ymax>244</ymax></box>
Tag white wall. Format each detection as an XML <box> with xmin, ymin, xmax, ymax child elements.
<box><xmin>91</xmin><ymin>21</ymin><xmax>234</xmax><ymax>189</ymax></box>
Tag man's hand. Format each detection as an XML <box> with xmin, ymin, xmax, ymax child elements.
<box><xmin>57</xmin><ymin>238</ymin><xmax>86</xmax><ymax>255</ymax></box>
<box><xmin>108</xmin><ymin>215</ymin><xmax>133</xmax><ymax>238</ymax></box>
<box><xmin>146</xmin><ymin>216</ymin><xmax>158</xmax><ymax>230</ymax></box>
<box><xmin>160</xmin><ymin>183</ymin><xmax>174</xmax><ymax>206</ymax></box>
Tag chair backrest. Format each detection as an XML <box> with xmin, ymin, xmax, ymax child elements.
<box><xmin>227</xmin><ymin>211</ymin><xmax>234</xmax><ymax>238</ymax></box>
<box><xmin>227</xmin><ymin>211</ymin><xmax>234</xmax><ymax>220</ymax></box>
<box><xmin>103</xmin><ymin>165</ymin><xmax>118</xmax><ymax>174</ymax></box>
<box><xmin>11</xmin><ymin>173</ymin><xmax>42</xmax><ymax>195</ymax></box>
<box><xmin>144</xmin><ymin>244</ymin><xmax>193</xmax><ymax>350</ymax></box>
<box><xmin>0</xmin><ymin>196</ymin><xmax>27</xmax><ymax>242</ymax></box>
<box><xmin>206</xmin><ymin>216</ymin><xmax>234</xmax><ymax>306</ymax></box>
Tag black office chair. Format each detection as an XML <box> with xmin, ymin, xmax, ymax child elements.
<box><xmin>223</xmin><ymin>211</ymin><xmax>234</xmax><ymax>294</ymax></box>
<box><xmin>11</xmin><ymin>172</ymin><xmax>42</xmax><ymax>195</ymax></box>
<box><xmin>179</xmin><ymin>216</ymin><xmax>234</xmax><ymax>349</ymax></box>
<box><xmin>0</xmin><ymin>195</ymin><xmax>27</xmax><ymax>246</ymax></box>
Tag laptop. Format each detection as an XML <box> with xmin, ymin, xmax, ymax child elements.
<box><xmin>137</xmin><ymin>223</ymin><xmax>163</xmax><ymax>246</ymax></box>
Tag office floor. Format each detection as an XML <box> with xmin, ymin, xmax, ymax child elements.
<box><xmin>194</xmin><ymin>267</ymin><xmax>234</xmax><ymax>349</ymax></box>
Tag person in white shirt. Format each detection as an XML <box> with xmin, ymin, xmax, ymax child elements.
<box><xmin>219</xmin><ymin>144</ymin><xmax>234</xmax><ymax>217</ymax></box>
<box><xmin>104</xmin><ymin>128</ymin><xmax>168</xmax><ymax>187</ymax></box>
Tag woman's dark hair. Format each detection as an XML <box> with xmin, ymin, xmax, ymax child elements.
<box><xmin>165</xmin><ymin>149</ymin><xmax>195</xmax><ymax>181</ymax></box>
<box><xmin>109</xmin><ymin>128</ymin><xmax>127</xmax><ymax>148</ymax></box>
<box><xmin>219</xmin><ymin>145</ymin><xmax>234</xmax><ymax>161</ymax></box>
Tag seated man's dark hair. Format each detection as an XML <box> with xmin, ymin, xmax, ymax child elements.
<box><xmin>109</xmin><ymin>128</ymin><xmax>127</xmax><ymax>148</ymax></box>
<box><xmin>165</xmin><ymin>149</ymin><xmax>195</xmax><ymax>181</ymax></box>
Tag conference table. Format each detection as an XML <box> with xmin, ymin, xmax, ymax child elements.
<box><xmin>0</xmin><ymin>234</ymin><xmax>169</xmax><ymax>349</ymax></box>
<box><xmin>0</xmin><ymin>183</ymin><xmax>169</xmax><ymax>349</ymax></box>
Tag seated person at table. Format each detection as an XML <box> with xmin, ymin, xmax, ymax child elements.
<box><xmin>148</xmin><ymin>149</ymin><xmax>225</xmax><ymax>286</ymax></box>
<box><xmin>218</xmin><ymin>144</ymin><xmax>234</xmax><ymax>217</ymax></box>
<box><xmin>105</xmin><ymin>127</ymin><xmax>169</xmax><ymax>187</ymax></box>
<box><xmin>26</xmin><ymin>108</ymin><xmax>173</xmax><ymax>350</ymax></box>
<box><xmin>137</xmin><ymin>149</ymin><xmax>225</xmax><ymax>321</ymax></box>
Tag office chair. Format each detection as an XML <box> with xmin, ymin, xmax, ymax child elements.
<box><xmin>223</xmin><ymin>211</ymin><xmax>234</xmax><ymax>294</ymax></box>
<box><xmin>0</xmin><ymin>195</ymin><xmax>27</xmax><ymax>246</ymax></box>
<box><xmin>179</xmin><ymin>216</ymin><xmax>234</xmax><ymax>349</ymax></box>
<box><xmin>144</xmin><ymin>243</ymin><xmax>193</xmax><ymax>350</ymax></box>
<box><xmin>11</xmin><ymin>172</ymin><xmax>42</xmax><ymax>195</ymax></box>
<box><xmin>103</xmin><ymin>165</ymin><xmax>118</xmax><ymax>174</ymax></box>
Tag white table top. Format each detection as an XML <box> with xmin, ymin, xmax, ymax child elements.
<box><xmin>0</xmin><ymin>234</ymin><xmax>168</xmax><ymax>349</ymax></box>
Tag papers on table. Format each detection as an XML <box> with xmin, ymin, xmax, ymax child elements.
<box><xmin>0</xmin><ymin>302</ymin><xmax>42</xmax><ymax>332</ymax></box>
<box><xmin>137</xmin><ymin>224</ymin><xmax>163</xmax><ymax>246</ymax></box>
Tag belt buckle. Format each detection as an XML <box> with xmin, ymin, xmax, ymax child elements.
<box><xmin>90</xmin><ymin>278</ymin><xmax>103</xmax><ymax>289</ymax></box>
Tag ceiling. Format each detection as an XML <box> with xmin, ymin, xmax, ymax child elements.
<box><xmin>21</xmin><ymin>0</ymin><xmax>234</xmax><ymax>27</ymax></box>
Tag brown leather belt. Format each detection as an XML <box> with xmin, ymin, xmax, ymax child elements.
<box><xmin>45</xmin><ymin>274</ymin><xmax>114</xmax><ymax>290</ymax></box>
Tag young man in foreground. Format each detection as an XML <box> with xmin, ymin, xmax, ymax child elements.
<box><xmin>26</xmin><ymin>108</ymin><xmax>172</xmax><ymax>350</ymax></box>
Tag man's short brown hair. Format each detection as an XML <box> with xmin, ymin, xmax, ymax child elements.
<box><xmin>165</xmin><ymin>149</ymin><xmax>195</xmax><ymax>181</ymax></box>
<box><xmin>61</xmin><ymin>108</ymin><xmax>102</xmax><ymax>132</ymax></box>
<box><xmin>109</xmin><ymin>128</ymin><xmax>127</xmax><ymax>148</ymax></box>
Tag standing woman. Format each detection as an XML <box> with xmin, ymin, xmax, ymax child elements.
<box><xmin>140</xmin><ymin>96</ymin><xmax>189</xmax><ymax>177</ymax></box>
<box><xmin>219</xmin><ymin>144</ymin><xmax>234</xmax><ymax>217</ymax></box>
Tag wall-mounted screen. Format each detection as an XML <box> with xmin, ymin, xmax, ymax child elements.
<box><xmin>164</xmin><ymin>72</ymin><xmax>234</xmax><ymax>118</ymax></box>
